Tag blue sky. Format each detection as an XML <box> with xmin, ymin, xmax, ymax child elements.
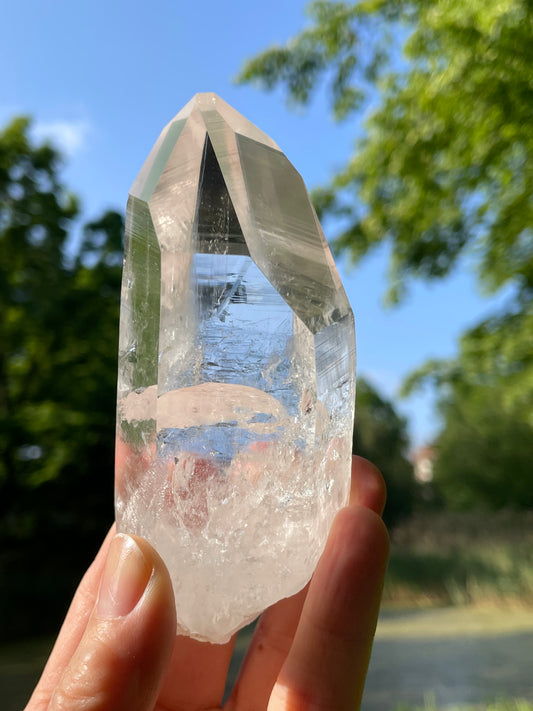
<box><xmin>1</xmin><ymin>0</ymin><xmax>504</xmax><ymax>446</ymax></box>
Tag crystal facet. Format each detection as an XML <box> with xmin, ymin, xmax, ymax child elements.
<box><xmin>115</xmin><ymin>93</ymin><xmax>356</xmax><ymax>643</ymax></box>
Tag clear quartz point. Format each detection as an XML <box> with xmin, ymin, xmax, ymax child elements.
<box><xmin>115</xmin><ymin>93</ymin><xmax>356</xmax><ymax>643</ymax></box>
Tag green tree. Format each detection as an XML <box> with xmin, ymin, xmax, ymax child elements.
<box><xmin>433</xmin><ymin>385</ymin><xmax>533</xmax><ymax>511</ymax></box>
<box><xmin>354</xmin><ymin>378</ymin><xmax>416</xmax><ymax>525</ymax></box>
<box><xmin>403</xmin><ymin>318</ymin><xmax>533</xmax><ymax>511</ymax></box>
<box><xmin>0</xmin><ymin>117</ymin><xmax>123</xmax><ymax>638</ymax></box>
<box><xmin>240</xmin><ymin>0</ymin><xmax>533</xmax><ymax>509</ymax></box>
<box><xmin>239</xmin><ymin>0</ymin><xmax>533</xmax><ymax>381</ymax></box>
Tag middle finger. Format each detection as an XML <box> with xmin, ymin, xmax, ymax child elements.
<box><xmin>156</xmin><ymin>634</ymin><xmax>236</xmax><ymax>711</ymax></box>
<box><xmin>225</xmin><ymin>455</ymin><xmax>384</xmax><ymax>710</ymax></box>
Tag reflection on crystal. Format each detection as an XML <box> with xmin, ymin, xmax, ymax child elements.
<box><xmin>115</xmin><ymin>93</ymin><xmax>356</xmax><ymax>643</ymax></box>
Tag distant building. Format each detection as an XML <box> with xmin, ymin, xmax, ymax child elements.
<box><xmin>411</xmin><ymin>445</ymin><xmax>437</xmax><ymax>483</ymax></box>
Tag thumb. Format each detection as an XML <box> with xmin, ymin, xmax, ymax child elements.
<box><xmin>48</xmin><ymin>533</ymin><xmax>176</xmax><ymax>711</ymax></box>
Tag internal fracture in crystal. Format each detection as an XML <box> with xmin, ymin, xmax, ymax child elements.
<box><xmin>115</xmin><ymin>93</ymin><xmax>356</xmax><ymax>643</ymax></box>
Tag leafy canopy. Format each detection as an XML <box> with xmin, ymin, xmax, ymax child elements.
<box><xmin>239</xmin><ymin>0</ymin><xmax>533</xmax><ymax>305</ymax></box>
<box><xmin>354</xmin><ymin>377</ymin><xmax>416</xmax><ymax>524</ymax></box>
<box><xmin>0</xmin><ymin>117</ymin><xmax>123</xmax><ymax>637</ymax></box>
<box><xmin>240</xmin><ymin>0</ymin><xmax>533</xmax><ymax>509</ymax></box>
<box><xmin>428</xmin><ymin>377</ymin><xmax>533</xmax><ymax>510</ymax></box>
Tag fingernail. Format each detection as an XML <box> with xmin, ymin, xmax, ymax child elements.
<box><xmin>97</xmin><ymin>534</ymin><xmax>152</xmax><ymax>618</ymax></box>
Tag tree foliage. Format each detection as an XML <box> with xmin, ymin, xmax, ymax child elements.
<box><xmin>403</xmin><ymin>305</ymin><xmax>533</xmax><ymax>429</ymax></box>
<box><xmin>239</xmin><ymin>0</ymin><xmax>533</xmax><ymax>302</ymax></box>
<box><xmin>432</xmin><ymin>384</ymin><xmax>533</xmax><ymax>511</ymax></box>
<box><xmin>239</xmin><ymin>0</ymin><xmax>533</xmax><ymax>363</ymax></box>
<box><xmin>0</xmin><ymin>118</ymin><xmax>122</xmax><ymax>638</ymax></box>
<box><xmin>354</xmin><ymin>377</ymin><xmax>416</xmax><ymax>525</ymax></box>
<box><xmin>240</xmin><ymin>0</ymin><xmax>533</xmax><ymax>510</ymax></box>
<box><xmin>403</xmin><ymin>315</ymin><xmax>533</xmax><ymax>511</ymax></box>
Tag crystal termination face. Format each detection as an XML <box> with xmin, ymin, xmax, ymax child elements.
<box><xmin>115</xmin><ymin>93</ymin><xmax>356</xmax><ymax>643</ymax></box>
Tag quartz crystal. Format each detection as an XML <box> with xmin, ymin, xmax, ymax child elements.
<box><xmin>115</xmin><ymin>93</ymin><xmax>356</xmax><ymax>643</ymax></box>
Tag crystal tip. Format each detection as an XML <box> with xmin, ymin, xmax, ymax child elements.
<box><xmin>174</xmin><ymin>92</ymin><xmax>225</xmax><ymax>121</ymax></box>
<box><xmin>191</xmin><ymin>92</ymin><xmax>220</xmax><ymax>106</ymax></box>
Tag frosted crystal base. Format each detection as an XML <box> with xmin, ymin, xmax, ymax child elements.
<box><xmin>115</xmin><ymin>93</ymin><xmax>356</xmax><ymax>643</ymax></box>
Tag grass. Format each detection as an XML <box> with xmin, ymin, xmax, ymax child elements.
<box><xmin>383</xmin><ymin>509</ymin><xmax>533</xmax><ymax>608</ymax></box>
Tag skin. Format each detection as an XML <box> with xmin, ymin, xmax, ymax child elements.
<box><xmin>25</xmin><ymin>456</ymin><xmax>389</xmax><ymax>711</ymax></box>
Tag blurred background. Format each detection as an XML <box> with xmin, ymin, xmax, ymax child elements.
<box><xmin>1</xmin><ymin>1</ymin><xmax>532</xmax><ymax>709</ymax></box>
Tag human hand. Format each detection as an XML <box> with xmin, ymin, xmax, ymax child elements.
<box><xmin>25</xmin><ymin>455</ymin><xmax>388</xmax><ymax>711</ymax></box>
